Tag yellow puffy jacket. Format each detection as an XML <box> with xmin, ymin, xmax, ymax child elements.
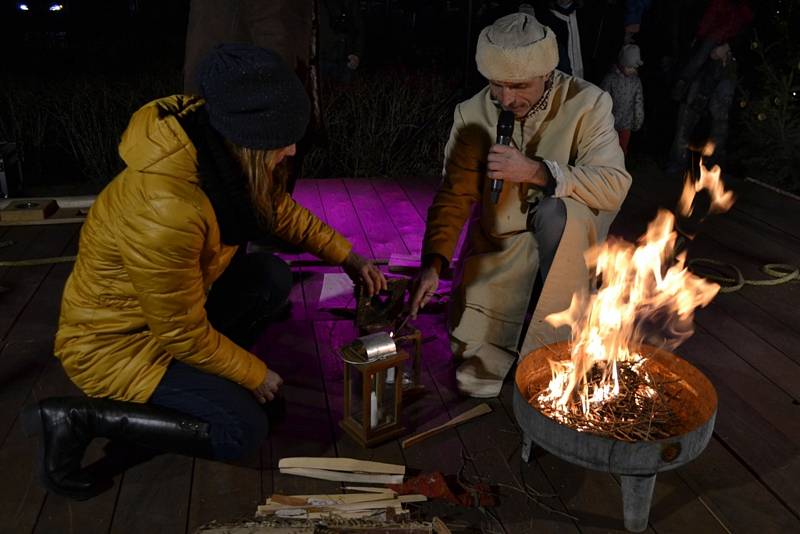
<box><xmin>54</xmin><ymin>95</ymin><xmax>351</xmax><ymax>402</ymax></box>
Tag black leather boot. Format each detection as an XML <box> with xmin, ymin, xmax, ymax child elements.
<box><xmin>24</xmin><ymin>397</ymin><xmax>212</xmax><ymax>501</ymax></box>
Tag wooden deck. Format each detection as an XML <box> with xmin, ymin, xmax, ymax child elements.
<box><xmin>1</xmin><ymin>160</ymin><xmax>799</xmax><ymax>533</ymax></box>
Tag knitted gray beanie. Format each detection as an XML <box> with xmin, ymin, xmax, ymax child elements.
<box><xmin>196</xmin><ymin>44</ymin><xmax>310</xmax><ymax>150</ymax></box>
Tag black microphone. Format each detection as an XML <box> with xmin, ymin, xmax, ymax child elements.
<box><xmin>491</xmin><ymin>110</ymin><xmax>515</xmax><ymax>204</ymax></box>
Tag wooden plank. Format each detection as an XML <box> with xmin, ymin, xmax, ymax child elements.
<box><xmin>695</xmin><ymin>303</ymin><xmax>800</xmax><ymax>400</ymax></box>
<box><xmin>731</xmin><ymin>177</ymin><xmax>800</xmax><ymax>241</ymax></box>
<box><xmin>678</xmin><ymin>437</ymin><xmax>800</xmax><ymax>531</ymax></box>
<box><xmin>616</xmin><ymin>469</ymin><xmax>730</xmax><ymax>534</ymax></box>
<box><xmin>278</xmin><ymin>467</ymin><xmax>403</xmax><ymax>485</ymax></box>
<box><xmin>254</xmin><ymin>318</ymin><xmax>340</xmax><ymax>496</ymax></box>
<box><xmin>187</xmin><ymin>459</ymin><xmax>265</xmax><ymax>533</ymax></box>
<box><xmin>343</xmin><ymin>178</ymin><xmax>410</xmax><ymax>261</ymax></box>
<box><xmin>712</xmin><ymin>290</ymin><xmax>800</xmax><ymax>371</ymax></box>
<box><xmin>278</xmin><ymin>457</ymin><xmax>405</xmax><ymax>475</ymax></box>
<box><xmin>0</xmin><ymin>224</ymin><xmax>79</xmax><ymax>339</ymax></box>
<box><xmin>110</xmin><ymin>454</ymin><xmax>194</xmax><ymax>533</ymax></box>
<box><xmin>316</xmin><ymin>178</ymin><xmax>373</xmax><ymax>259</ymax></box>
<box><xmin>375</xmin><ymin>179</ymin><xmax>427</xmax><ymax>257</ymax></box>
<box><xmin>401</xmin><ymin>404</ymin><xmax>492</xmax><ymax>449</ymax></box>
<box><xmin>678</xmin><ymin>332</ymin><xmax>800</xmax><ymax>515</ymax></box>
<box><xmin>397</xmin><ymin>176</ymin><xmax>471</xmax><ymax>263</ymax></box>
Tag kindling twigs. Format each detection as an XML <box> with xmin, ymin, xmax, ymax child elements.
<box><xmin>533</xmin><ymin>362</ymin><xmax>681</xmax><ymax>442</ymax></box>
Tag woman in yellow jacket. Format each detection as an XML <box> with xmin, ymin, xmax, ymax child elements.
<box><xmin>24</xmin><ymin>44</ymin><xmax>386</xmax><ymax>500</ymax></box>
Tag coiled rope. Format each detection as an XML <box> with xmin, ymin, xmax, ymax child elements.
<box><xmin>688</xmin><ymin>259</ymin><xmax>799</xmax><ymax>293</ymax></box>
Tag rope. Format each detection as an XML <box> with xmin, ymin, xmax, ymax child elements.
<box><xmin>688</xmin><ymin>259</ymin><xmax>799</xmax><ymax>293</ymax></box>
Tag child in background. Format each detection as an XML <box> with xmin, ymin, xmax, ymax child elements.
<box><xmin>601</xmin><ymin>44</ymin><xmax>645</xmax><ymax>155</ymax></box>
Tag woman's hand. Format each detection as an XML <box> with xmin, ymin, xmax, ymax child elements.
<box><xmin>252</xmin><ymin>369</ymin><xmax>283</xmax><ymax>403</ymax></box>
<box><xmin>343</xmin><ymin>251</ymin><xmax>387</xmax><ymax>297</ymax></box>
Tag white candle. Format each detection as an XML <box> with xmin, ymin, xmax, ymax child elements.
<box><xmin>370</xmin><ymin>391</ymin><xmax>378</xmax><ymax>429</ymax></box>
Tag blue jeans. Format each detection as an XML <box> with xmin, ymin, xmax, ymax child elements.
<box><xmin>149</xmin><ymin>251</ymin><xmax>292</xmax><ymax>460</ymax></box>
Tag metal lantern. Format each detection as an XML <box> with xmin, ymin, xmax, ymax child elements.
<box><xmin>339</xmin><ymin>332</ymin><xmax>409</xmax><ymax>447</ymax></box>
<box><xmin>355</xmin><ymin>279</ymin><xmax>425</xmax><ymax>400</ymax></box>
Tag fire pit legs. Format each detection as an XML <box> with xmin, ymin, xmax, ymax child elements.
<box><xmin>620</xmin><ymin>474</ymin><xmax>657</xmax><ymax>532</ymax></box>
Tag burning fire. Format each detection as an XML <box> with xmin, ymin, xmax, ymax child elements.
<box><xmin>538</xmin><ymin>151</ymin><xmax>735</xmax><ymax>420</ymax></box>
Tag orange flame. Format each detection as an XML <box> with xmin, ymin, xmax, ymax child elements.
<box><xmin>539</xmin><ymin>157</ymin><xmax>735</xmax><ymax>415</ymax></box>
<box><xmin>677</xmin><ymin>145</ymin><xmax>736</xmax><ymax>217</ymax></box>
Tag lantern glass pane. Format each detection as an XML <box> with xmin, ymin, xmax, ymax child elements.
<box><xmin>391</xmin><ymin>327</ymin><xmax>419</xmax><ymax>388</ymax></box>
<box><xmin>371</xmin><ymin>367</ymin><xmax>397</xmax><ymax>429</ymax></box>
<box><xmin>348</xmin><ymin>364</ymin><xmax>365</xmax><ymax>426</ymax></box>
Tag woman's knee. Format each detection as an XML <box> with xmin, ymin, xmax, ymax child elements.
<box><xmin>209</xmin><ymin>404</ymin><xmax>269</xmax><ymax>461</ymax></box>
<box><xmin>249</xmin><ymin>253</ymin><xmax>292</xmax><ymax>310</ymax></box>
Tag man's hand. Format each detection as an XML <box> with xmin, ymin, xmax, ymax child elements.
<box><xmin>410</xmin><ymin>265</ymin><xmax>440</xmax><ymax>319</ymax></box>
<box><xmin>252</xmin><ymin>369</ymin><xmax>283</xmax><ymax>404</ymax></box>
<box><xmin>347</xmin><ymin>54</ymin><xmax>360</xmax><ymax>70</ymax></box>
<box><xmin>487</xmin><ymin>144</ymin><xmax>550</xmax><ymax>188</ymax></box>
<box><xmin>343</xmin><ymin>250</ymin><xmax>387</xmax><ymax>297</ymax></box>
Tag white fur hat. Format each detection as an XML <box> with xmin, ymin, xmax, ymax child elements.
<box><xmin>618</xmin><ymin>44</ymin><xmax>644</xmax><ymax>68</ymax></box>
<box><xmin>475</xmin><ymin>13</ymin><xmax>559</xmax><ymax>82</ymax></box>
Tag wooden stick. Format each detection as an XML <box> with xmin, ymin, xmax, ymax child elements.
<box><xmin>268</xmin><ymin>493</ymin><xmax>395</xmax><ymax>506</ymax></box>
<box><xmin>279</xmin><ymin>467</ymin><xmax>404</xmax><ymax>484</ymax></box>
<box><xmin>278</xmin><ymin>457</ymin><xmax>405</xmax><ymax>475</ymax></box>
<box><xmin>344</xmin><ymin>486</ymin><xmax>398</xmax><ymax>494</ymax></box>
<box><xmin>401</xmin><ymin>403</ymin><xmax>492</xmax><ymax>449</ymax></box>
<box><xmin>258</xmin><ymin>495</ymin><xmax>425</xmax><ymax>515</ymax></box>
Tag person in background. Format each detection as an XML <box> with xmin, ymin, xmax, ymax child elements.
<box><xmin>533</xmin><ymin>0</ymin><xmax>585</xmax><ymax>79</ymax></box>
<box><xmin>319</xmin><ymin>0</ymin><xmax>365</xmax><ymax>84</ymax></box>
<box><xmin>623</xmin><ymin>0</ymin><xmax>653</xmax><ymax>44</ymax></box>
<box><xmin>409</xmin><ymin>13</ymin><xmax>631</xmax><ymax>398</ymax></box>
<box><xmin>602</xmin><ymin>43</ymin><xmax>645</xmax><ymax>155</ymax></box>
<box><xmin>667</xmin><ymin>0</ymin><xmax>752</xmax><ymax>173</ymax></box>
<box><xmin>25</xmin><ymin>44</ymin><xmax>386</xmax><ymax>501</ymax></box>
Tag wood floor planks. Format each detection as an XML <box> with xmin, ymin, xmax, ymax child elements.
<box><xmin>0</xmin><ymin>173</ymin><xmax>796</xmax><ymax>533</ymax></box>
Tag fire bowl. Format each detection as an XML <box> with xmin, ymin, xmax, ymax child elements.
<box><xmin>513</xmin><ymin>341</ymin><xmax>717</xmax><ymax>532</ymax></box>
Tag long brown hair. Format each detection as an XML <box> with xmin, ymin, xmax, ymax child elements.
<box><xmin>225</xmin><ymin>142</ymin><xmax>288</xmax><ymax>232</ymax></box>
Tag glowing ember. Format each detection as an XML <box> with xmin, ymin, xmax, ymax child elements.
<box><xmin>536</xmin><ymin>153</ymin><xmax>735</xmax><ymax>431</ymax></box>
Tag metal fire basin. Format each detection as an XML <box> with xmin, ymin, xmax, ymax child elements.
<box><xmin>513</xmin><ymin>341</ymin><xmax>717</xmax><ymax>532</ymax></box>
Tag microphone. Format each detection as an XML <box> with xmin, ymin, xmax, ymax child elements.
<box><xmin>491</xmin><ymin>110</ymin><xmax>515</xmax><ymax>204</ymax></box>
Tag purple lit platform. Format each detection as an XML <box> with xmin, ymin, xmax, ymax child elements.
<box><xmin>1</xmin><ymin>166</ymin><xmax>799</xmax><ymax>532</ymax></box>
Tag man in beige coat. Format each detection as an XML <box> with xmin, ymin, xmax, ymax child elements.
<box><xmin>410</xmin><ymin>13</ymin><xmax>631</xmax><ymax>398</ymax></box>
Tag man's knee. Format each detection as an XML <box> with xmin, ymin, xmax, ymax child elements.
<box><xmin>530</xmin><ymin>197</ymin><xmax>567</xmax><ymax>265</ymax></box>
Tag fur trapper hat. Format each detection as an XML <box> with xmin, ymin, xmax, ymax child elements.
<box><xmin>475</xmin><ymin>13</ymin><xmax>559</xmax><ymax>82</ymax></box>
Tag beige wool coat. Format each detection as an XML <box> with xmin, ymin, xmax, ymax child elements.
<box><xmin>422</xmin><ymin>71</ymin><xmax>632</xmax><ymax>392</ymax></box>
